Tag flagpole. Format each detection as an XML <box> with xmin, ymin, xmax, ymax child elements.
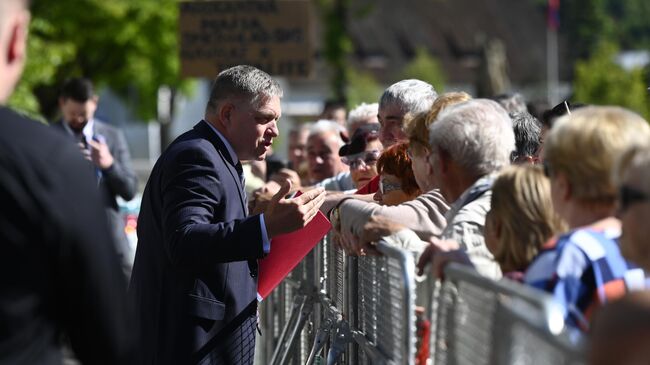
<box><xmin>546</xmin><ymin>1</ymin><xmax>560</xmax><ymax>106</ymax></box>
<box><xmin>547</xmin><ymin>27</ymin><xmax>559</xmax><ymax>106</ymax></box>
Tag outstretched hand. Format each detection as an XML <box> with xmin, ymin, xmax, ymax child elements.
<box><xmin>263</xmin><ymin>180</ymin><xmax>326</xmax><ymax>238</ymax></box>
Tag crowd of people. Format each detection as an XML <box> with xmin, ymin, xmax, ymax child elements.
<box><xmin>2</xmin><ymin>0</ymin><xmax>650</xmax><ymax>364</ymax></box>
<box><xmin>245</xmin><ymin>81</ymin><xmax>650</xmax><ymax>362</ymax></box>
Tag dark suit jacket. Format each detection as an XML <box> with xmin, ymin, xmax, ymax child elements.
<box><xmin>129</xmin><ymin>121</ymin><xmax>266</xmax><ymax>365</ymax></box>
<box><xmin>0</xmin><ymin>107</ymin><xmax>135</xmax><ymax>364</ymax></box>
<box><xmin>50</xmin><ymin>119</ymin><xmax>138</xmax><ymax>267</ymax></box>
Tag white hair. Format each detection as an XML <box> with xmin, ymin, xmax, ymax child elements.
<box><xmin>379</xmin><ymin>79</ymin><xmax>438</xmax><ymax>115</ymax></box>
<box><xmin>429</xmin><ymin>99</ymin><xmax>515</xmax><ymax>177</ymax></box>
<box><xmin>346</xmin><ymin>103</ymin><xmax>378</xmax><ymax>128</ymax></box>
<box><xmin>308</xmin><ymin>119</ymin><xmax>346</xmax><ymax>148</ymax></box>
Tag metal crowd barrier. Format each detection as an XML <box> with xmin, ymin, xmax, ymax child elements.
<box><xmin>259</xmin><ymin>238</ymin><xmax>585</xmax><ymax>365</ymax></box>
<box><xmin>430</xmin><ymin>264</ymin><xmax>584</xmax><ymax>365</ymax></box>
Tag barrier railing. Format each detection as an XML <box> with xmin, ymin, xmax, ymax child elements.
<box><xmin>259</xmin><ymin>236</ymin><xmax>585</xmax><ymax>365</ymax></box>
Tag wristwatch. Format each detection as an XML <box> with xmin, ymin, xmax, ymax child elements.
<box><xmin>330</xmin><ymin>206</ymin><xmax>341</xmax><ymax>232</ymax></box>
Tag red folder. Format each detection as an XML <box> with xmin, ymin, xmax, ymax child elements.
<box><xmin>355</xmin><ymin>175</ymin><xmax>380</xmax><ymax>194</ymax></box>
<box><xmin>257</xmin><ymin>193</ymin><xmax>331</xmax><ymax>300</ymax></box>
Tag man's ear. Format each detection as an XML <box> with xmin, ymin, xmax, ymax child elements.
<box><xmin>436</xmin><ymin>147</ymin><xmax>451</xmax><ymax>175</ymax></box>
<box><xmin>219</xmin><ymin>102</ymin><xmax>235</xmax><ymax>127</ymax></box>
<box><xmin>6</xmin><ymin>10</ymin><xmax>30</xmax><ymax>66</ymax></box>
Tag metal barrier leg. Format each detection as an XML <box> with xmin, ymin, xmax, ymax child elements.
<box><xmin>277</xmin><ymin>294</ymin><xmax>315</xmax><ymax>365</ymax></box>
<box><xmin>306</xmin><ymin>310</ymin><xmax>338</xmax><ymax>365</ymax></box>
<box><xmin>271</xmin><ymin>294</ymin><xmax>306</xmax><ymax>364</ymax></box>
<box><xmin>326</xmin><ymin>320</ymin><xmax>353</xmax><ymax>365</ymax></box>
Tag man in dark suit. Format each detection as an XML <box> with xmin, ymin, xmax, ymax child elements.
<box><xmin>51</xmin><ymin>78</ymin><xmax>138</xmax><ymax>274</ymax></box>
<box><xmin>129</xmin><ymin>65</ymin><xmax>326</xmax><ymax>365</ymax></box>
<box><xmin>0</xmin><ymin>0</ymin><xmax>136</xmax><ymax>363</ymax></box>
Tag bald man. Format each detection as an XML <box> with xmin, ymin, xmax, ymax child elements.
<box><xmin>0</xmin><ymin>1</ymin><xmax>135</xmax><ymax>363</ymax></box>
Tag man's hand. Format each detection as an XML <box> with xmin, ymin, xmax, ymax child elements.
<box><xmin>264</xmin><ymin>180</ymin><xmax>326</xmax><ymax>238</ymax></box>
<box><xmin>416</xmin><ymin>237</ymin><xmax>471</xmax><ymax>278</ymax></box>
<box><xmin>88</xmin><ymin>139</ymin><xmax>114</xmax><ymax>170</ymax></box>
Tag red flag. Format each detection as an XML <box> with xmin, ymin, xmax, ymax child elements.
<box><xmin>547</xmin><ymin>0</ymin><xmax>560</xmax><ymax>30</ymax></box>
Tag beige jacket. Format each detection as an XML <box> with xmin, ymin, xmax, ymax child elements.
<box><xmin>339</xmin><ymin>189</ymin><xmax>450</xmax><ymax>251</ymax></box>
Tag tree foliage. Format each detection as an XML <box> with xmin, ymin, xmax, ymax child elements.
<box><xmin>400</xmin><ymin>47</ymin><xmax>446</xmax><ymax>93</ymax></box>
<box><xmin>573</xmin><ymin>42</ymin><xmax>649</xmax><ymax>120</ymax></box>
<box><xmin>346</xmin><ymin>68</ymin><xmax>382</xmax><ymax>109</ymax></box>
<box><xmin>315</xmin><ymin>0</ymin><xmax>353</xmax><ymax>103</ymax></box>
<box><xmin>8</xmin><ymin>0</ymin><xmax>188</xmax><ymax>121</ymax></box>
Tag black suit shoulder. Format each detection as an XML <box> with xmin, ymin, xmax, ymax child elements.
<box><xmin>0</xmin><ymin>107</ymin><xmax>136</xmax><ymax>364</ymax></box>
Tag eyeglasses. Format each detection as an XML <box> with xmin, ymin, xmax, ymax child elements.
<box><xmin>618</xmin><ymin>185</ymin><xmax>650</xmax><ymax>212</ymax></box>
<box><xmin>341</xmin><ymin>150</ymin><xmax>381</xmax><ymax>170</ymax></box>
<box><xmin>379</xmin><ymin>176</ymin><xmax>402</xmax><ymax>194</ymax></box>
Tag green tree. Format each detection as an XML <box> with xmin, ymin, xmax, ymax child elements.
<box><xmin>573</xmin><ymin>42</ymin><xmax>649</xmax><ymax>119</ymax></box>
<box><xmin>563</xmin><ymin>0</ymin><xmax>614</xmax><ymax>60</ymax></box>
<box><xmin>399</xmin><ymin>47</ymin><xmax>446</xmax><ymax>92</ymax></box>
<box><xmin>8</xmin><ymin>0</ymin><xmax>188</xmax><ymax>121</ymax></box>
<box><xmin>605</xmin><ymin>0</ymin><xmax>650</xmax><ymax>49</ymax></box>
<box><xmin>316</xmin><ymin>0</ymin><xmax>352</xmax><ymax>104</ymax></box>
<box><xmin>346</xmin><ymin>68</ymin><xmax>382</xmax><ymax>108</ymax></box>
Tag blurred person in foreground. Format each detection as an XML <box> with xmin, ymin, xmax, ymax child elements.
<box><xmin>51</xmin><ymin>77</ymin><xmax>138</xmax><ymax>275</ymax></box>
<box><xmin>0</xmin><ymin>0</ymin><xmax>135</xmax><ymax>363</ymax></box>
<box><xmin>129</xmin><ymin>65</ymin><xmax>326</xmax><ymax>365</ymax></box>
<box><xmin>325</xmin><ymin>92</ymin><xmax>470</xmax><ymax>256</ymax></box>
<box><xmin>614</xmin><ymin>143</ymin><xmax>650</xmax><ymax>271</ymax></box>
<box><xmin>522</xmin><ymin>106</ymin><xmax>650</xmax><ymax>330</ymax></box>
<box><xmin>373</xmin><ymin>142</ymin><xmax>421</xmax><ymax>206</ymax></box>
<box><xmin>338</xmin><ymin>124</ymin><xmax>383</xmax><ymax>189</ymax></box>
<box><xmin>588</xmin><ymin>291</ymin><xmax>650</xmax><ymax>365</ymax></box>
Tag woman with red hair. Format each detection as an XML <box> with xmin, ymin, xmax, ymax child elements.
<box><xmin>373</xmin><ymin>142</ymin><xmax>421</xmax><ymax>205</ymax></box>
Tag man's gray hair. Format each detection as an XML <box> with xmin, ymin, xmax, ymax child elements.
<box><xmin>347</xmin><ymin>103</ymin><xmax>378</xmax><ymax>127</ymax></box>
<box><xmin>379</xmin><ymin>79</ymin><xmax>437</xmax><ymax>115</ymax></box>
<box><xmin>207</xmin><ymin>65</ymin><xmax>282</xmax><ymax>111</ymax></box>
<box><xmin>309</xmin><ymin>119</ymin><xmax>346</xmax><ymax>148</ymax></box>
<box><xmin>511</xmin><ymin>112</ymin><xmax>542</xmax><ymax>162</ymax></box>
<box><xmin>429</xmin><ymin>99</ymin><xmax>515</xmax><ymax>177</ymax></box>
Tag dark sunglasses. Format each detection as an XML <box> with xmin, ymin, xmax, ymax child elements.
<box><xmin>618</xmin><ymin>185</ymin><xmax>650</xmax><ymax>212</ymax></box>
<box><xmin>341</xmin><ymin>150</ymin><xmax>381</xmax><ymax>169</ymax></box>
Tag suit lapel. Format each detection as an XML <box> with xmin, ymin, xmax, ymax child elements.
<box><xmin>194</xmin><ymin>121</ymin><xmax>248</xmax><ymax>216</ymax></box>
